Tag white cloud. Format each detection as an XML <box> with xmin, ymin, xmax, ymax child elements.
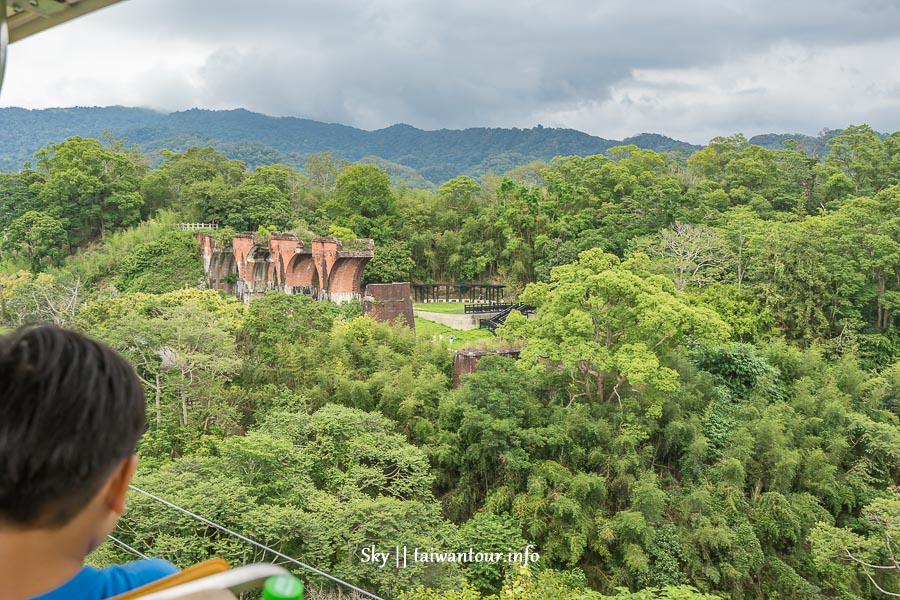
<box><xmin>531</xmin><ymin>40</ymin><xmax>900</xmax><ymax>143</ymax></box>
<box><xmin>1</xmin><ymin>22</ymin><xmax>210</xmax><ymax>110</ymax></box>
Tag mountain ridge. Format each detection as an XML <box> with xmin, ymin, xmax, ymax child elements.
<box><xmin>0</xmin><ymin>106</ymin><xmax>858</xmax><ymax>185</ymax></box>
<box><xmin>0</xmin><ymin>106</ymin><xmax>700</xmax><ymax>185</ymax></box>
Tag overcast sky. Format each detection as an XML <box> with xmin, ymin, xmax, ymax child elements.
<box><xmin>2</xmin><ymin>0</ymin><xmax>899</xmax><ymax>143</ymax></box>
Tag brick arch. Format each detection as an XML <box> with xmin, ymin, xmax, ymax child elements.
<box><xmin>246</xmin><ymin>246</ymin><xmax>271</xmax><ymax>287</ymax></box>
<box><xmin>328</xmin><ymin>256</ymin><xmax>371</xmax><ymax>297</ymax></box>
<box><xmin>231</xmin><ymin>234</ymin><xmax>255</xmax><ymax>280</ymax></box>
<box><xmin>211</xmin><ymin>251</ymin><xmax>237</xmax><ymax>291</ymax></box>
<box><xmin>251</xmin><ymin>259</ymin><xmax>269</xmax><ymax>285</ymax></box>
<box><xmin>286</xmin><ymin>254</ymin><xmax>319</xmax><ymax>288</ymax></box>
<box><xmin>350</xmin><ymin>258</ymin><xmax>370</xmax><ymax>293</ymax></box>
<box><xmin>268</xmin><ymin>235</ymin><xmax>302</xmax><ymax>287</ymax></box>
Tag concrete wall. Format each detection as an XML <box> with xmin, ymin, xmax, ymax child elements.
<box><xmin>413</xmin><ymin>310</ymin><xmax>503</xmax><ymax>330</ymax></box>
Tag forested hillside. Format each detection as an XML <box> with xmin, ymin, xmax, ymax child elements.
<box><xmin>747</xmin><ymin>129</ymin><xmax>891</xmax><ymax>156</ymax></box>
<box><xmin>5</xmin><ymin>107</ymin><xmax>879</xmax><ymax>187</ymax></box>
<box><xmin>0</xmin><ymin>106</ymin><xmax>698</xmax><ymax>185</ymax></box>
<box><xmin>1</xmin><ymin>124</ymin><xmax>898</xmax><ymax>599</ymax></box>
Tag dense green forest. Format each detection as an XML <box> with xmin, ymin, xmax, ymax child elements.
<box><xmin>0</xmin><ymin>124</ymin><xmax>899</xmax><ymax>599</ymax></box>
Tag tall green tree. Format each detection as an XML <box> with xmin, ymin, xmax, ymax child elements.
<box><xmin>34</xmin><ymin>136</ymin><xmax>145</xmax><ymax>245</ymax></box>
<box><xmin>328</xmin><ymin>163</ymin><xmax>397</xmax><ymax>241</ymax></box>
<box><xmin>826</xmin><ymin>125</ymin><xmax>890</xmax><ymax>196</ymax></box>
<box><xmin>0</xmin><ymin>170</ymin><xmax>43</xmax><ymax>230</ymax></box>
<box><xmin>238</xmin><ymin>182</ymin><xmax>294</xmax><ymax>231</ymax></box>
<box><xmin>5</xmin><ymin>210</ymin><xmax>67</xmax><ymax>272</ymax></box>
<box><xmin>503</xmin><ymin>249</ymin><xmax>730</xmax><ymax>406</ymax></box>
<box><xmin>304</xmin><ymin>151</ymin><xmax>347</xmax><ymax>193</ymax></box>
<box><xmin>811</xmin><ymin>492</ymin><xmax>900</xmax><ymax>598</ymax></box>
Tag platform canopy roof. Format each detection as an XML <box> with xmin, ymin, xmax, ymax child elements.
<box><xmin>4</xmin><ymin>0</ymin><xmax>123</xmax><ymax>43</ymax></box>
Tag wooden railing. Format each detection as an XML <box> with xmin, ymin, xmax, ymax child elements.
<box><xmin>177</xmin><ymin>223</ymin><xmax>219</xmax><ymax>231</ymax></box>
<box><xmin>464</xmin><ymin>303</ymin><xmax>512</xmax><ymax>314</ymax></box>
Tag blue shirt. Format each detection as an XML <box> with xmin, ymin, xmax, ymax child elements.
<box><xmin>30</xmin><ymin>559</ymin><xmax>179</xmax><ymax>600</ymax></box>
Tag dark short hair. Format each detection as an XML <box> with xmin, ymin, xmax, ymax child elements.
<box><xmin>0</xmin><ymin>325</ymin><xmax>146</xmax><ymax>527</ymax></box>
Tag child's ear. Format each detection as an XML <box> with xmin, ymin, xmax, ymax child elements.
<box><xmin>105</xmin><ymin>455</ymin><xmax>139</xmax><ymax>515</ymax></box>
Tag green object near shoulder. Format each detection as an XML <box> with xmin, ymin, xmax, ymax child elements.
<box><xmin>262</xmin><ymin>575</ymin><xmax>305</xmax><ymax>600</ymax></box>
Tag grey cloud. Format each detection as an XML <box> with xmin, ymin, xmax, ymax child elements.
<box><xmin>102</xmin><ymin>0</ymin><xmax>899</xmax><ymax>128</ymax></box>
<box><xmin>4</xmin><ymin>0</ymin><xmax>900</xmax><ymax>139</ymax></box>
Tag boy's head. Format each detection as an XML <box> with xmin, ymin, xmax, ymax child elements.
<box><xmin>0</xmin><ymin>324</ymin><xmax>146</xmax><ymax>534</ymax></box>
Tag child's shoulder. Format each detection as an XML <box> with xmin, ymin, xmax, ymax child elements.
<box><xmin>32</xmin><ymin>559</ymin><xmax>179</xmax><ymax>600</ymax></box>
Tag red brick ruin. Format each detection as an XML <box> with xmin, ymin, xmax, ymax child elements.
<box><xmin>198</xmin><ymin>233</ymin><xmax>374</xmax><ymax>304</ymax></box>
<box><xmin>453</xmin><ymin>348</ymin><xmax>522</xmax><ymax>387</ymax></box>
<box><xmin>363</xmin><ymin>283</ymin><xmax>416</xmax><ymax>330</ymax></box>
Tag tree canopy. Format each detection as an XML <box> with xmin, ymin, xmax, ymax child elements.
<box><xmin>1</xmin><ymin>125</ymin><xmax>899</xmax><ymax>599</ymax></box>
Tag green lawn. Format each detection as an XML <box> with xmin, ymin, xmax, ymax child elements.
<box><xmin>413</xmin><ymin>302</ymin><xmax>469</xmax><ymax>314</ymax></box>
<box><xmin>414</xmin><ymin>317</ymin><xmax>494</xmax><ymax>349</ymax></box>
